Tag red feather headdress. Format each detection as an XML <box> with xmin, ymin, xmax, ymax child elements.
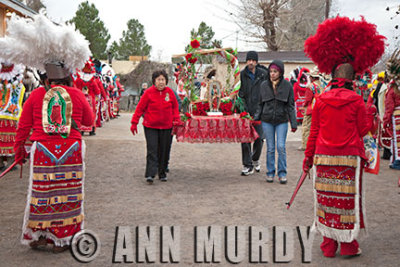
<box><xmin>304</xmin><ymin>16</ymin><xmax>386</xmax><ymax>74</ymax></box>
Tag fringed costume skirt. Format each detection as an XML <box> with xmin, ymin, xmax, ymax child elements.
<box><xmin>0</xmin><ymin>119</ymin><xmax>17</xmax><ymax>156</ymax></box>
<box><xmin>312</xmin><ymin>155</ymin><xmax>366</xmax><ymax>243</ymax></box>
<box><xmin>21</xmin><ymin>139</ymin><xmax>85</xmax><ymax>246</ymax></box>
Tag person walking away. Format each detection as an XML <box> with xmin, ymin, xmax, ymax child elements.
<box><xmin>302</xmin><ymin>16</ymin><xmax>384</xmax><ymax>258</ymax></box>
<box><xmin>0</xmin><ymin>14</ymin><xmax>94</xmax><ymax>253</ymax></box>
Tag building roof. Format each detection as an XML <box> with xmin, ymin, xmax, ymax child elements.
<box><xmin>0</xmin><ymin>0</ymin><xmax>37</xmax><ymax>18</ymax></box>
<box><xmin>220</xmin><ymin>51</ymin><xmax>312</xmax><ymax>64</ymax></box>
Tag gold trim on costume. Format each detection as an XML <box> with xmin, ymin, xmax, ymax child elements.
<box><xmin>27</xmin><ymin>214</ymin><xmax>84</xmax><ymax>229</ymax></box>
<box><xmin>30</xmin><ymin>194</ymin><xmax>83</xmax><ymax>205</ymax></box>
<box><xmin>315</xmin><ymin>182</ymin><xmax>356</xmax><ymax>193</ymax></box>
<box><xmin>33</xmin><ymin>163</ymin><xmax>82</xmax><ymax>169</ymax></box>
<box><xmin>314</xmin><ymin>155</ymin><xmax>358</xmax><ymax>167</ymax></box>
<box><xmin>33</xmin><ymin>171</ymin><xmax>83</xmax><ymax>181</ymax></box>
<box><xmin>393</xmin><ymin>109</ymin><xmax>400</xmax><ymax>116</ymax></box>
<box><xmin>340</xmin><ymin>215</ymin><xmax>356</xmax><ymax>223</ymax></box>
<box><xmin>317</xmin><ymin>209</ymin><xmax>325</xmax><ymax>219</ymax></box>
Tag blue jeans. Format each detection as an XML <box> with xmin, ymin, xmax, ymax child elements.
<box><xmin>262</xmin><ymin>122</ymin><xmax>288</xmax><ymax>178</ymax></box>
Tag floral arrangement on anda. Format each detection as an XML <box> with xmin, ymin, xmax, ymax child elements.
<box><xmin>175</xmin><ymin>38</ymin><xmax>244</xmax><ymax>118</ymax></box>
<box><xmin>182</xmin><ymin>38</ymin><xmax>201</xmax><ymax>103</ymax></box>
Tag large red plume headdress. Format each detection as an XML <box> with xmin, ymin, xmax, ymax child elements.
<box><xmin>304</xmin><ymin>16</ymin><xmax>386</xmax><ymax>74</ymax></box>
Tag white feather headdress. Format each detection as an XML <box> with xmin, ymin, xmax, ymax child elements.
<box><xmin>0</xmin><ymin>14</ymin><xmax>91</xmax><ymax>72</ymax></box>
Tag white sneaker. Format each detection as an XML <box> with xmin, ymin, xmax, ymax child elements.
<box><xmin>253</xmin><ymin>161</ymin><xmax>261</xmax><ymax>172</ymax></box>
<box><xmin>266</xmin><ymin>176</ymin><xmax>274</xmax><ymax>183</ymax></box>
<box><xmin>241</xmin><ymin>166</ymin><xmax>254</xmax><ymax>176</ymax></box>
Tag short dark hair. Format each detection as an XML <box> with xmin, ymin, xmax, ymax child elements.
<box><xmin>152</xmin><ymin>69</ymin><xmax>168</xmax><ymax>85</ymax></box>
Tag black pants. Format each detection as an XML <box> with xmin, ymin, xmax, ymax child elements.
<box><xmin>166</xmin><ymin>135</ymin><xmax>174</xmax><ymax>170</ymax></box>
<box><xmin>241</xmin><ymin>123</ymin><xmax>263</xmax><ymax>167</ymax></box>
<box><xmin>144</xmin><ymin>126</ymin><xmax>172</xmax><ymax>178</ymax></box>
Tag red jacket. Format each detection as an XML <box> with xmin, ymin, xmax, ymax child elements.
<box><xmin>15</xmin><ymin>85</ymin><xmax>94</xmax><ymax>143</ymax></box>
<box><xmin>383</xmin><ymin>85</ymin><xmax>400</xmax><ymax>126</ymax></box>
<box><xmin>305</xmin><ymin>88</ymin><xmax>372</xmax><ymax>159</ymax></box>
<box><xmin>131</xmin><ymin>85</ymin><xmax>180</xmax><ymax>129</ymax></box>
<box><xmin>303</xmin><ymin>83</ymin><xmax>321</xmax><ymax>116</ymax></box>
<box><xmin>293</xmin><ymin>82</ymin><xmax>306</xmax><ymax>102</ymax></box>
<box><xmin>74</xmin><ymin>76</ymin><xmax>101</xmax><ymax>98</ymax></box>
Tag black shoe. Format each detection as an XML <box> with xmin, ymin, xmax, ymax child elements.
<box><xmin>89</xmin><ymin>131</ymin><xmax>96</xmax><ymax>136</ymax></box>
<box><xmin>389</xmin><ymin>164</ymin><xmax>400</xmax><ymax>170</ymax></box>
<box><xmin>382</xmin><ymin>148</ymin><xmax>392</xmax><ymax>160</ymax></box>
<box><xmin>241</xmin><ymin>166</ymin><xmax>254</xmax><ymax>176</ymax></box>
<box><xmin>146</xmin><ymin>177</ymin><xmax>154</xmax><ymax>184</ymax></box>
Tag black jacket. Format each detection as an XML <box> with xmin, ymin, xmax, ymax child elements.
<box><xmin>238</xmin><ymin>64</ymin><xmax>268</xmax><ymax>116</ymax></box>
<box><xmin>254</xmin><ymin>60</ymin><xmax>297</xmax><ymax>129</ymax></box>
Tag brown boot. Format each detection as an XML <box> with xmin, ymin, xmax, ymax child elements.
<box><xmin>52</xmin><ymin>245</ymin><xmax>70</xmax><ymax>253</ymax></box>
<box><xmin>29</xmin><ymin>236</ymin><xmax>47</xmax><ymax>250</ymax></box>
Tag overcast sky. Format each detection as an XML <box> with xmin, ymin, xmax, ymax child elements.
<box><xmin>42</xmin><ymin>0</ymin><xmax>399</xmax><ymax>62</ymax></box>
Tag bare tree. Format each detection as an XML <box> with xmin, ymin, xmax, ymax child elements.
<box><xmin>229</xmin><ymin>0</ymin><xmax>332</xmax><ymax>51</ymax></box>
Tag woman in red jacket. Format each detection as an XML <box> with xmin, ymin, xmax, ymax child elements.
<box><xmin>130</xmin><ymin>70</ymin><xmax>180</xmax><ymax>183</ymax></box>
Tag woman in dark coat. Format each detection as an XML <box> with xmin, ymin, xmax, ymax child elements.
<box><xmin>254</xmin><ymin>60</ymin><xmax>297</xmax><ymax>183</ymax></box>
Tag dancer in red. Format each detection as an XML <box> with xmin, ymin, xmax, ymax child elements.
<box><xmin>74</xmin><ymin>60</ymin><xmax>100</xmax><ymax>135</ymax></box>
<box><xmin>383</xmin><ymin>50</ymin><xmax>400</xmax><ymax>170</ymax></box>
<box><xmin>303</xmin><ymin>16</ymin><xmax>385</xmax><ymax>257</ymax></box>
<box><xmin>0</xmin><ymin>14</ymin><xmax>93</xmax><ymax>252</ymax></box>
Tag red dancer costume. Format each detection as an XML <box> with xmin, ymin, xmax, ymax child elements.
<box><xmin>303</xmin><ymin>16</ymin><xmax>385</xmax><ymax>257</ymax></box>
<box><xmin>74</xmin><ymin>61</ymin><xmax>100</xmax><ymax>135</ymax></box>
<box><xmin>382</xmin><ymin>50</ymin><xmax>400</xmax><ymax>170</ymax></box>
<box><xmin>301</xmin><ymin>70</ymin><xmax>321</xmax><ymax>150</ymax></box>
<box><xmin>0</xmin><ymin>14</ymin><xmax>93</xmax><ymax>251</ymax></box>
<box><xmin>95</xmin><ymin>74</ymin><xmax>107</xmax><ymax>127</ymax></box>
<box><xmin>0</xmin><ymin>62</ymin><xmax>25</xmax><ymax>169</ymax></box>
<box><xmin>293</xmin><ymin>68</ymin><xmax>309</xmax><ymax>123</ymax></box>
<box><xmin>115</xmin><ymin>76</ymin><xmax>125</xmax><ymax>116</ymax></box>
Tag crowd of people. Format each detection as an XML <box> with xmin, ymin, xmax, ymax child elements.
<box><xmin>0</xmin><ymin>11</ymin><xmax>398</xmax><ymax>261</ymax></box>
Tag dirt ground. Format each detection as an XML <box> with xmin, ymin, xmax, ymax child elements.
<box><xmin>0</xmin><ymin>113</ymin><xmax>399</xmax><ymax>267</ymax></box>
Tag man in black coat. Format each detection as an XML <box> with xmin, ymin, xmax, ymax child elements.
<box><xmin>238</xmin><ymin>51</ymin><xmax>268</xmax><ymax>175</ymax></box>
